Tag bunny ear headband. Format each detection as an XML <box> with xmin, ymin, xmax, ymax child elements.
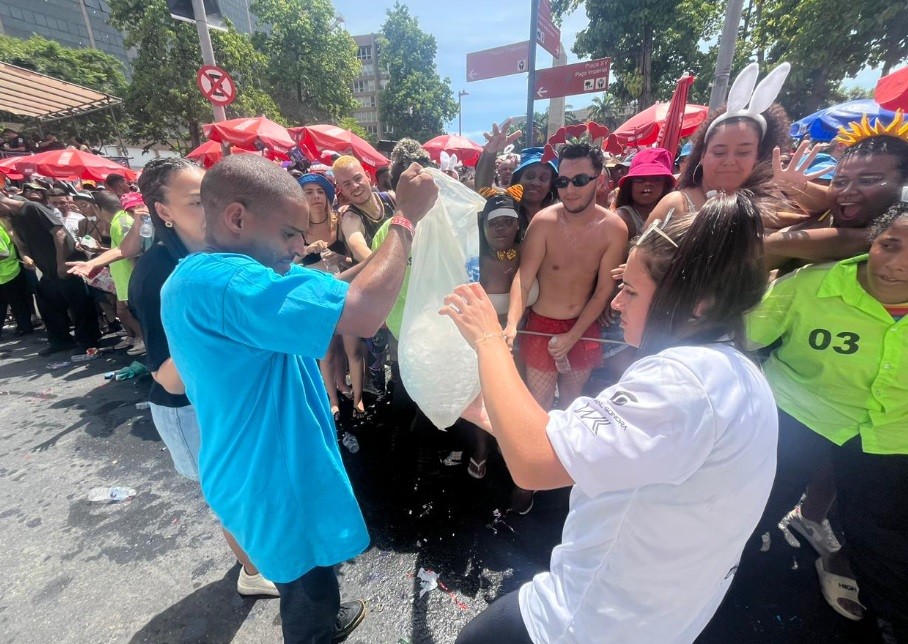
<box><xmin>440</xmin><ymin>151</ymin><xmax>461</xmax><ymax>172</ymax></box>
<box><xmin>706</xmin><ymin>62</ymin><xmax>791</xmax><ymax>140</ymax></box>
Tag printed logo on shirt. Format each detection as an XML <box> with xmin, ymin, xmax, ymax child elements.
<box><xmin>609</xmin><ymin>391</ymin><xmax>638</xmax><ymax>406</ymax></box>
<box><xmin>575</xmin><ymin>402</ymin><xmax>612</xmax><ymax>436</ymax></box>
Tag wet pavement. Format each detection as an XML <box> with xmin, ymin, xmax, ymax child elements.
<box><xmin>0</xmin><ymin>330</ymin><xmax>880</xmax><ymax>643</ymax></box>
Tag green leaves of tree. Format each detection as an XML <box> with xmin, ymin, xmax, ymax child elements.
<box><xmin>377</xmin><ymin>3</ymin><xmax>458</xmax><ymax>142</ymax></box>
<box><xmin>250</xmin><ymin>0</ymin><xmax>360</xmax><ymax>124</ymax></box>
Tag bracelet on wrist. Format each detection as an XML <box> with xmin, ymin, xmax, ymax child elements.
<box><xmin>390</xmin><ymin>215</ymin><xmax>414</xmax><ymax>237</ymax></box>
<box><xmin>475</xmin><ymin>331</ymin><xmax>506</xmax><ymax>347</ymax></box>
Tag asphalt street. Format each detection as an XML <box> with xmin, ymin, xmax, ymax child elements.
<box><xmin>0</xmin><ymin>329</ymin><xmax>881</xmax><ymax>643</ymax></box>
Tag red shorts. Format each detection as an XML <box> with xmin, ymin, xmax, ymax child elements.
<box><xmin>520</xmin><ymin>310</ymin><xmax>602</xmax><ymax>373</ymax></box>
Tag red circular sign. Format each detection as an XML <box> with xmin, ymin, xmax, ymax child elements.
<box><xmin>196</xmin><ymin>65</ymin><xmax>236</xmax><ymax>107</ymax></box>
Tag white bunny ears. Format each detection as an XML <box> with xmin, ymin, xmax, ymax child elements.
<box><xmin>440</xmin><ymin>151</ymin><xmax>460</xmax><ymax>172</ymax></box>
<box><xmin>706</xmin><ymin>62</ymin><xmax>791</xmax><ymax>140</ymax></box>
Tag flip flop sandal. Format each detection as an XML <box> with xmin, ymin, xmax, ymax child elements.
<box><xmin>815</xmin><ymin>557</ymin><xmax>864</xmax><ymax>621</ymax></box>
<box><xmin>468</xmin><ymin>458</ymin><xmax>487</xmax><ymax>479</ymax></box>
<box><xmin>352</xmin><ymin>407</ymin><xmax>367</xmax><ymax>421</ymax></box>
<box><xmin>338</xmin><ymin>388</ymin><xmax>354</xmax><ymax>401</ymax></box>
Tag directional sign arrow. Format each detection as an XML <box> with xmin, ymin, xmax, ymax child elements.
<box><xmin>466</xmin><ymin>42</ymin><xmax>531</xmax><ymax>82</ymax></box>
<box><xmin>534</xmin><ymin>57</ymin><xmax>611</xmax><ymax>101</ymax></box>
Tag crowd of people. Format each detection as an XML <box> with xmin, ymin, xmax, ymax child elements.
<box><xmin>1</xmin><ymin>59</ymin><xmax>906</xmax><ymax>644</ymax></box>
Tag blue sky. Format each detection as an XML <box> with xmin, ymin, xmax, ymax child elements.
<box><xmin>332</xmin><ymin>0</ymin><xmax>885</xmax><ymax>144</ymax></box>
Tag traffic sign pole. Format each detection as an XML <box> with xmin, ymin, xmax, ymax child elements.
<box><xmin>525</xmin><ymin>0</ymin><xmax>539</xmax><ymax>149</ymax></box>
<box><xmin>192</xmin><ymin>0</ymin><xmax>226</xmax><ymax>122</ymax></box>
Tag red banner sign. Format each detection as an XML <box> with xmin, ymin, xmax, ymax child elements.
<box><xmin>537</xmin><ymin>0</ymin><xmax>562</xmax><ymax>58</ymax></box>
<box><xmin>534</xmin><ymin>57</ymin><xmax>611</xmax><ymax>100</ymax></box>
<box><xmin>466</xmin><ymin>42</ymin><xmax>531</xmax><ymax>82</ymax></box>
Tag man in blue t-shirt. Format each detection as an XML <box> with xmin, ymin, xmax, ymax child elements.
<box><xmin>161</xmin><ymin>154</ymin><xmax>436</xmax><ymax>643</ymax></box>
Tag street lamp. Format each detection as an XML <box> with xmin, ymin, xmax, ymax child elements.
<box><xmin>458</xmin><ymin>90</ymin><xmax>469</xmax><ymax>136</ymax></box>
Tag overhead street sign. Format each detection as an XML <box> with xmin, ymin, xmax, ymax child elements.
<box><xmin>534</xmin><ymin>57</ymin><xmax>611</xmax><ymax>100</ymax></box>
<box><xmin>196</xmin><ymin>65</ymin><xmax>236</xmax><ymax>107</ymax></box>
<box><xmin>466</xmin><ymin>42</ymin><xmax>531</xmax><ymax>82</ymax></box>
<box><xmin>537</xmin><ymin>0</ymin><xmax>562</xmax><ymax>58</ymax></box>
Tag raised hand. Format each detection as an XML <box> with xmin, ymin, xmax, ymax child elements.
<box><xmin>773</xmin><ymin>140</ymin><xmax>830</xmax><ymax>192</ymax></box>
<box><xmin>483</xmin><ymin>119</ymin><xmax>523</xmax><ymax>155</ymax></box>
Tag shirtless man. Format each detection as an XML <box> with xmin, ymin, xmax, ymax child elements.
<box><xmin>505</xmin><ymin>143</ymin><xmax>627</xmax><ymax>410</ymax></box>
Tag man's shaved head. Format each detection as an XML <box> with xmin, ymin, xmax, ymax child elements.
<box><xmin>202</xmin><ymin>154</ymin><xmax>310</xmax><ymax>275</ymax></box>
<box><xmin>202</xmin><ymin>154</ymin><xmax>304</xmax><ymax>227</ymax></box>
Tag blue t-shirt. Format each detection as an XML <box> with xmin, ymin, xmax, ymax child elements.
<box><xmin>160</xmin><ymin>253</ymin><xmax>369</xmax><ymax>582</ymax></box>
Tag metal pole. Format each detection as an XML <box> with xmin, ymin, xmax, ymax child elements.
<box><xmin>192</xmin><ymin>0</ymin><xmax>226</xmax><ymax>122</ymax></box>
<box><xmin>107</xmin><ymin>103</ymin><xmax>128</xmax><ymax>159</ymax></box>
<box><xmin>458</xmin><ymin>90</ymin><xmax>468</xmax><ymax>136</ymax></box>
<box><xmin>708</xmin><ymin>0</ymin><xmax>746</xmax><ymax>112</ymax></box>
<box><xmin>525</xmin><ymin>0</ymin><xmax>539</xmax><ymax>148</ymax></box>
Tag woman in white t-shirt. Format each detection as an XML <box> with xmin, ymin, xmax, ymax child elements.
<box><xmin>443</xmin><ymin>193</ymin><xmax>779</xmax><ymax>644</ymax></box>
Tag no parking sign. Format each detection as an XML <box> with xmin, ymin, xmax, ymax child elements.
<box><xmin>196</xmin><ymin>65</ymin><xmax>236</xmax><ymax>107</ymax></box>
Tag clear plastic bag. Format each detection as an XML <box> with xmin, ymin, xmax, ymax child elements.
<box><xmin>398</xmin><ymin>170</ymin><xmax>485</xmax><ymax>429</ymax></box>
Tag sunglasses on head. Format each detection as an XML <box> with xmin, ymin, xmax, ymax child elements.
<box><xmin>553</xmin><ymin>173</ymin><xmax>600</xmax><ymax>189</ymax></box>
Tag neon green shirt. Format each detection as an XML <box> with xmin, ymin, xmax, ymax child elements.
<box><xmin>370</xmin><ymin>220</ymin><xmax>411</xmax><ymax>339</ymax></box>
<box><xmin>747</xmin><ymin>255</ymin><xmax>908</xmax><ymax>455</ymax></box>
<box><xmin>0</xmin><ymin>226</ymin><xmax>21</xmax><ymax>285</ymax></box>
<box><xmin>109</xmin><ymin>210</ymin><xmax>135</xmax><ymax>302</ymax></box>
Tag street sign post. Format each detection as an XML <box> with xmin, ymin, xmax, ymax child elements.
<box><xmin>466</xmin><ymin>42</ymin><xmax>531</xmax><ymax>82</ymax></box>
<box><xmin>534</xmin><ymin>57</ymin><xmax>611</xmax><ymax>100</ymax></box>
<box><xmin>196</xmin><ymin>64</ymin><xmax>236</xmax><ymax>107</ymax></box>
<box><xmin>537</xmin><ymin>0</ymin><xmax>562</xmax><ymax>58</ymax></box>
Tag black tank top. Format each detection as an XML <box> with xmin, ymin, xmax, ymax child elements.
<box><xmin>301</xmin><ymin>238</ymin><xmax>348</xmax><ymax>267</ymax></box>
<box><xmin>343</xmin><ymin>192</ymin><xmax>396</xmax><ymax>250</ymax></box>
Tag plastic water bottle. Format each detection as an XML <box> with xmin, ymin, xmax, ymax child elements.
<box><xmin>341</xmin><ymin>432</ymin><xmax>359</xmax><ymax>454</ymax></box>
<box><xmin>139</xmin><ymin>213</ymin><xmax>153</xmax><ymax>238</ymax></box>
<box><xmin>550</xmin><ymin>337</ymin><xmax>572</xmax><ymax>374</ymax></box>
<box><xmin>320</xmin><ymin>249</ymin><xmax>341</xmax><ymax>275</ymax></box>
<box><xmin>88</xmin><ymin>486</ymin><xmax>136</xmax><ymax>502</ymax></box>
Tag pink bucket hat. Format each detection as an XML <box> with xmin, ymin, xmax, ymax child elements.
<box><xmin>119</xmin><ymin>191</ymin><xmax>145</xmax><ymax>210</ymax></box>
<box><xmin>617</xmin><ymin>147</ymin><xmax>676</xmax><ymax>190</ymax></box>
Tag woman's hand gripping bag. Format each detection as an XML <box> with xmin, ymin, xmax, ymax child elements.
<box><xmin>399</xmin><ymin>169</ymin><xmax>484</xmax><ymax>429</ymax></box>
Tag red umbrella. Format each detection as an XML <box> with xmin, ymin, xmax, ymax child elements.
<box><xmin>5</xmin><ymin>148</ymin><xmax>136</xmax><ymax>181</ymax></box>
<box><xmin>422</xmin><ymin>134</ymin><xmax>483</xmax><ymax>167</ymax></box>
<box><xmin>615</xmin><ymin>102</ymin><xmax>708</xmax><ymax>147</ymax></box>
<box><xmin>875</xmin><ymin>66</ymin><xmax>908</xmax><ymax>111</ymax></box>
<box><xmin>289</xmin><ymin>124</ymin><xmax>389</xmax><ymax>173</ymax></box>
<box><xmin>0</xmin><ymin>155</ymin><xmax>25</xmax><ymax>180</ymax></box>
<box><xmin>186</xmin><ymin>140</ymin><xmax>289</xmax><ymax>169</ymax></box>
<box><xmin>204</xmin><ymin>116</ymin><xmax>295</xmax><ymax>152</ymax></box>
<box><xmin>657</xmin><ymin>73</ymin><xmax>696</xmax><ymax>156</ymax></box>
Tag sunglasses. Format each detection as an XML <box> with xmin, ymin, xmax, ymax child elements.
<box><xmin>553</xmin><ymin>173</ymin><xmax>600</xmax><ymax>189</ymax></box>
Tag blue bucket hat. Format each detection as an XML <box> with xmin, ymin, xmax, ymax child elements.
<box><xmin>297</xmin><ymin>173</ymin><xmax>336</xmax><ymax>205</ymax></box>
<box><xmin>511</xmin><ymin>147</ymin><xmax>559</xmax><ymax>184</ymax></box>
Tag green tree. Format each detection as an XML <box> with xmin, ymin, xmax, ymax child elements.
<box><xmin>0</xmin><ymin>35</ymin><xmax>128</xmax><ymax>147</ymax></box>
<box><xmin>751</xmin><ymin>0</ymin><xmax>907</xmax><ymax>117</ymax></box>
<box><xmin>586</xmin><ymin>93</ymin><xmax>620</xmax><ymax>128</ymax></box>
<box><xmin>377</xmin><ymin>3</ymin><xmax>458</xmax><ymax>142</ymax></box>
<box><xmin>555</xmin><ymin>0</ymin><xmax>723</xmax><ymax>108</ymax></box>
<box><xmin>338</xmin><ymin>116</ymin><xmax>369</xmax><ymax>141</ymax></box>
<box><xmin>250</xmin><ymin>0</ymin><xmax>360</xmax><ymax>124</ymax></box>
<box><xmin>108</xmin><ymin>0</ymin><xmax>282</xmax><ymax>151</ymax></box>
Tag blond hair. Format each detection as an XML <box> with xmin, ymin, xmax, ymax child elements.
<box><xmin>332</xmin><ymin>155</ymin><xmax>362</xmax><ymax>173</ymax></box>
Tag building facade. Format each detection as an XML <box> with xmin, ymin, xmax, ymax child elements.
<box><xmin>0</xmin><ymin>0</ymin><xmax>255</xmax><ymax>66</ymax></box>
<box><xmin>351</xmin><ymin>33</ymin><xmax>390</xmax><ymax>140</ymax></box>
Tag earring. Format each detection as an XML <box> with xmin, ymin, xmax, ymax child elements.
<box><xmin>693</xmin><ymin>163</ymin><xmax>704</xmax><ymax>184</ymax></box>
<box><xmin>165</xmin><ymin>221</ymin><xmax>173</xmax><ymax>228</ymax></box>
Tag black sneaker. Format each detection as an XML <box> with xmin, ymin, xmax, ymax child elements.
<box><xmin>38</xmin><ymin>342</ymin><xmax>76</xmax><ymax>357</ymax></box>
<box><xmin>332</xmin><ymin>600</ymin><xmax>366</xmax><ymax>642</ymax></box>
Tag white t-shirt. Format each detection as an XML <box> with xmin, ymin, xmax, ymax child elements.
<box><xmin>519</xmin><ymin>343</ymin><xmax>778</xmax><ymax>644</ymax></box>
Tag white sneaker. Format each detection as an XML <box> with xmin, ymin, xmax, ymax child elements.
<box><xmin>780</xmin><ymin>505</ymin><xmax>842</xmax><ymax>557</ymax></box>
<box><xmin>237</xmin><ymin>567</ymin><xmax>280</xmax><ymax>597</ymax></box>
<box><xmin>113</xmin><ymin>337</ymin><xmax>133</xmax><ymax>350</ymax></box>
<box><xmin>126</xmin><ymin>340</ymin><xmax>146</xmax><ymax>356</ymax></box>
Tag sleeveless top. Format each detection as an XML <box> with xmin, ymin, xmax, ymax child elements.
<box><xmin>617</xmin><ymin>205</ymin><xmax>646</xmax><ymax>237</ymax></box>
<box><xmin>343</xmin><ymin>191</ymin><xmax>396</xmax><ymax>251</ymax></box>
